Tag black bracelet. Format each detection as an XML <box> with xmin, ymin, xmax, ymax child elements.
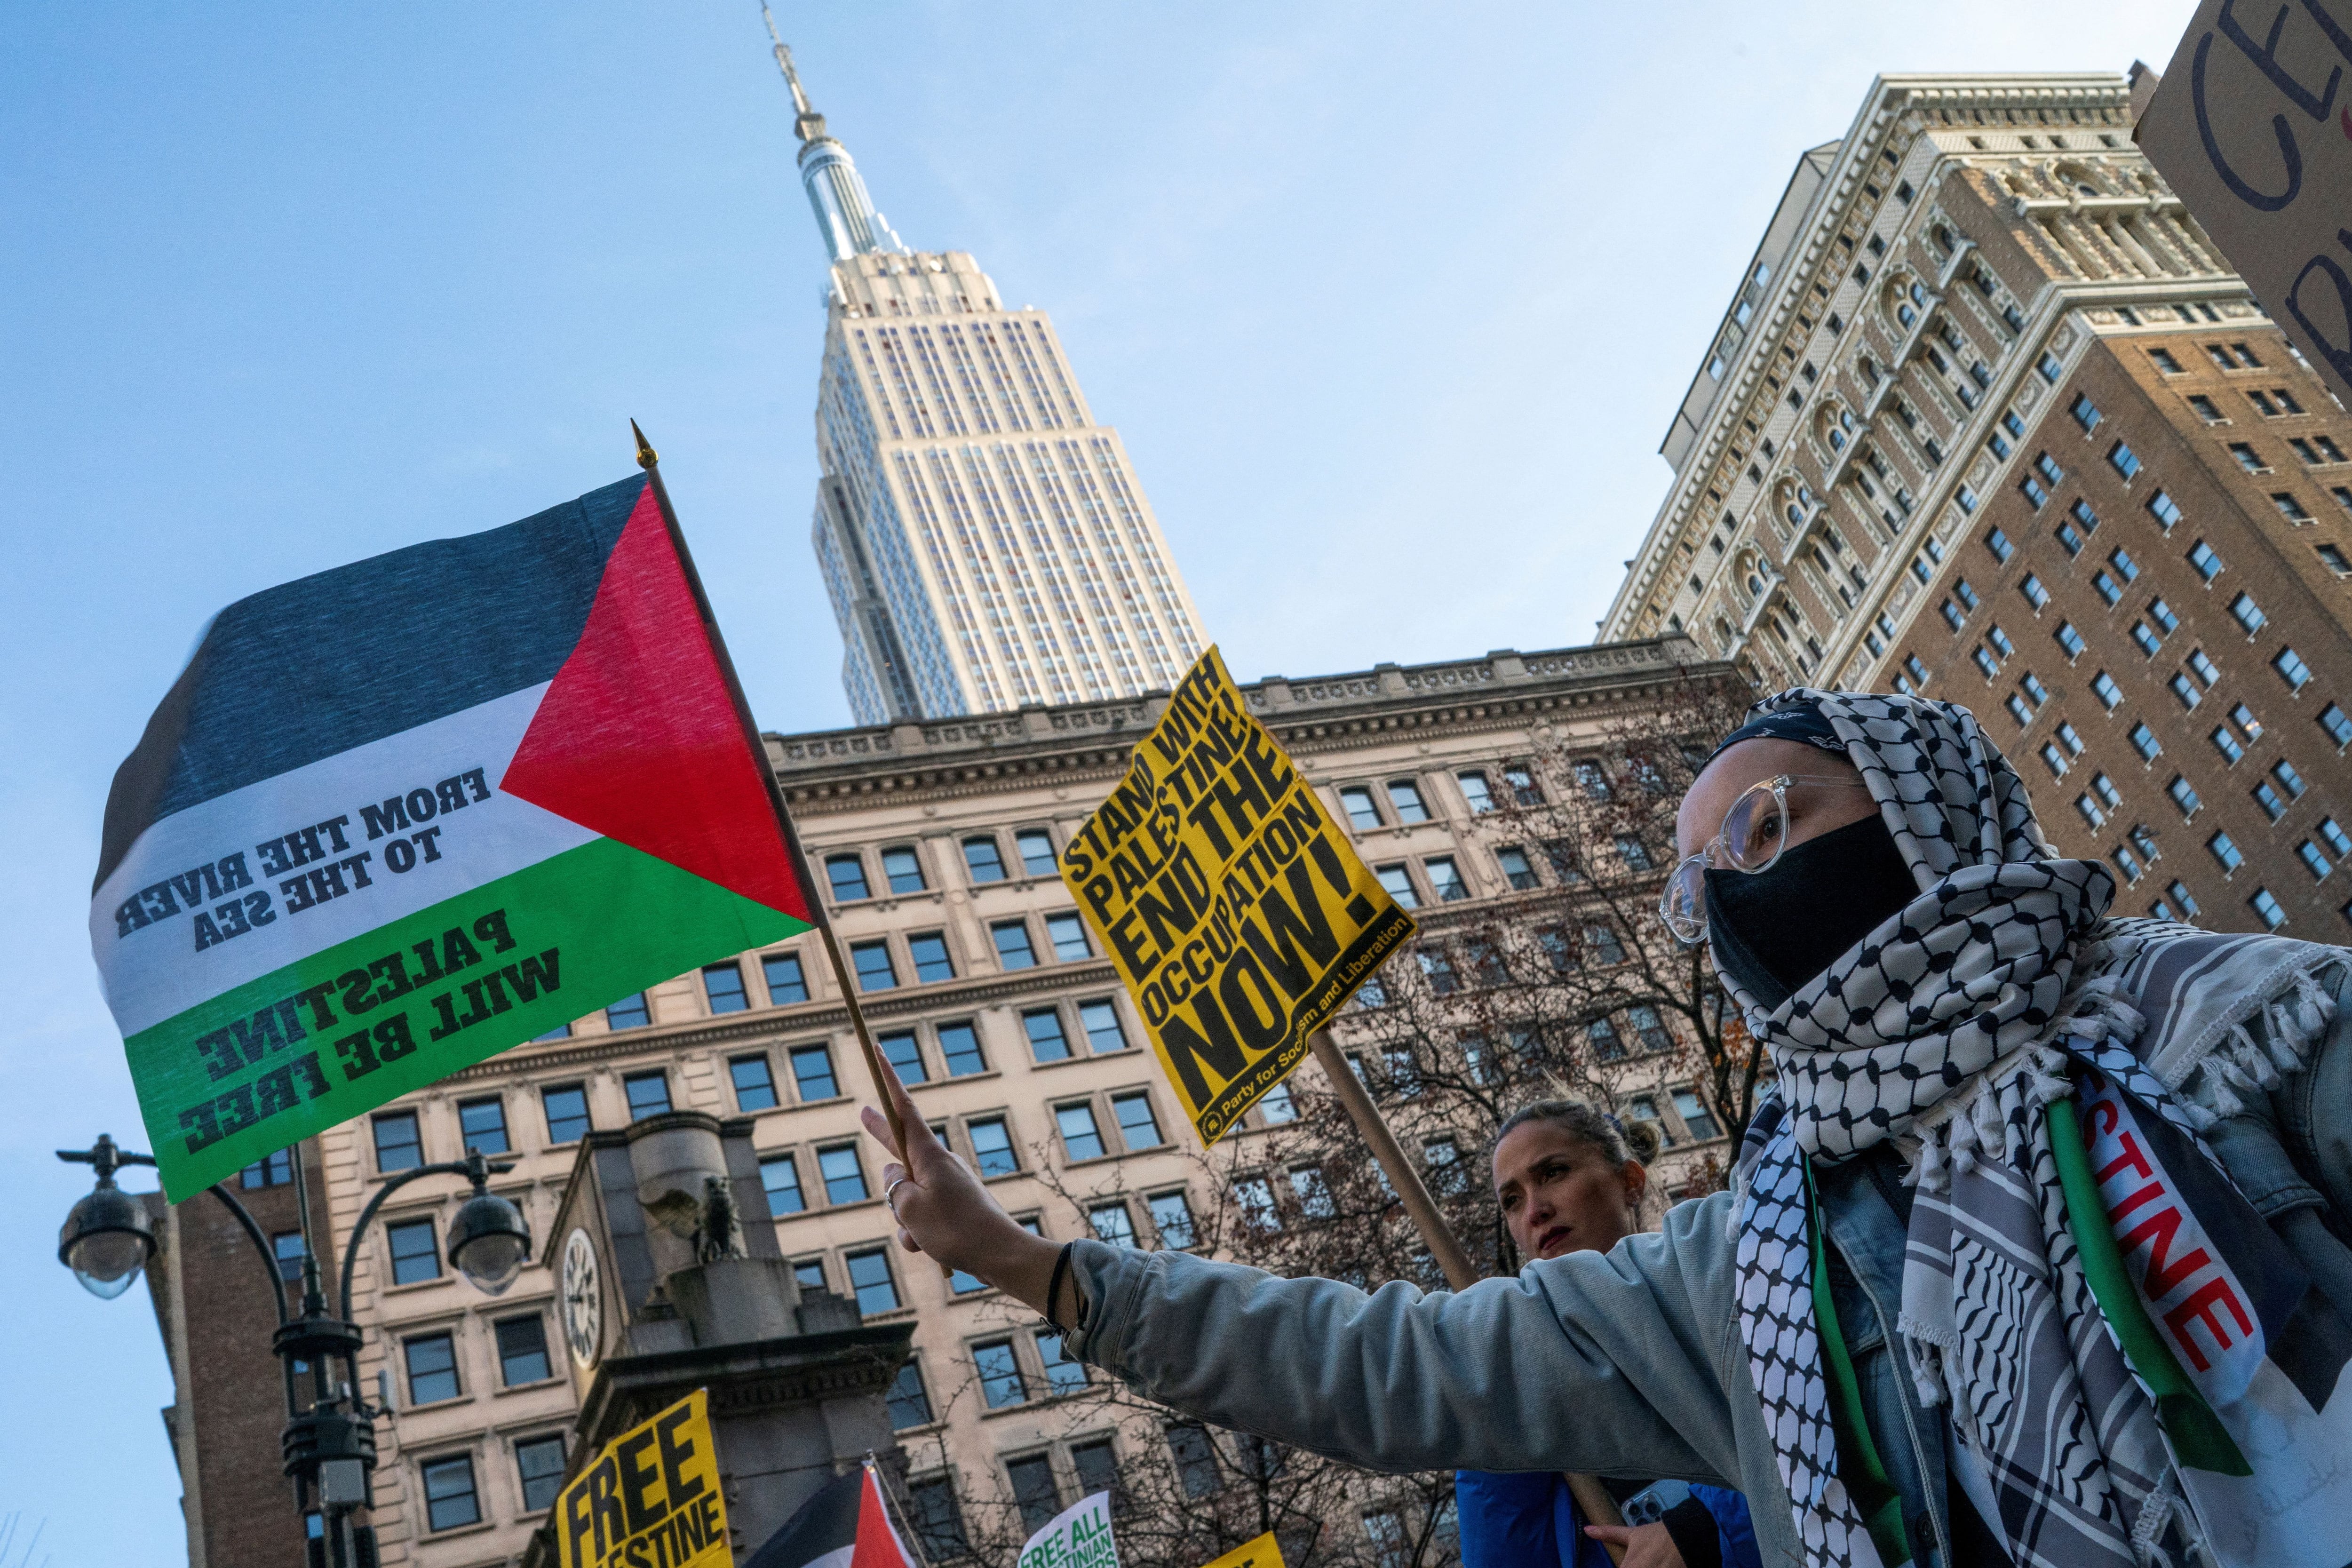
<box><xmin>1046</xmin><ymin>1241</ymin><xmax>1076</xmax><ymax>1335</ymax></box>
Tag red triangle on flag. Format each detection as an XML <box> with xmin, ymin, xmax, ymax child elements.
<box><xmin>501</xmin><ymin>480</ymin><xmax>812</xmax><ymax>922</ymax></box>
<box><xmin>853</xmin><ymin>1466</ymin><xmax>919</xmax><ymax>1568</ymax></box>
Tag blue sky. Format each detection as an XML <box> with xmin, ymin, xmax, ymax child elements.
<box><xmin>2</xmin><ymin>2</ymin><xmax>2191</xmax><ymax>1559</ymax></box>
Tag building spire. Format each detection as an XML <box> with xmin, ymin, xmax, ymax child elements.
<box><xmin>757</xmin><ymin>3</ymin><xmax>906</xmax><ymax>263</ymax></box>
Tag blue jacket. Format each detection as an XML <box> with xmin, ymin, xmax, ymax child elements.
<box><xmin>1454</xmin><ymin>1470</ymin><xmax>1761</xmax><ymax>1568</ymax></box>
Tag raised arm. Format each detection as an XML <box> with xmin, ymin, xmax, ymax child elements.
<box><xmin>862</xmin><ymin>1065</ymin><xmax>1746</xmax><ymax>1484</ymax></box>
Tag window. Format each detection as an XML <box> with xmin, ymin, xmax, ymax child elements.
<box><xmin>1425</xmin><ymin>856</ymin><xmax>1469</xmax><ymax>902</ymax></box>
<box><xmin>2115</xmin><ymin>845</ymin><xmax>2145</xmax><ymax>883</ymax></box>
<box><xmin>899</xmin><ymin>931</ymin><xmax>953</xmax><ymax>985</ymax></box>
<box><xmin>2019</xmin><ymin>573</ymin><xmax>2050</xmax><ymax>610</ymax></box>
<box><xmin>975</xmin><ymin>1340</ymin><xmax>1027</xmax><ymax>1409</ymax></box>
<box><xmin>2234</xmin><ymin>341</ymin><xmax>2265</xmax><ymax>366</ymax></box>
<box><xmin>1258</xmin><ymin>1082</ymin><xmax>1297</xmax><ymax>1123</ymax></box>
<box><xmin>2057</xmin><ymin>721</ymin><xmax>2085</xmax><ymax>756</ymax></box>
<box><xmin>457</xmin><ymin>1098</ymin><xmax>508</xmax><ymax>1155</ymax></box>
<box><xmin>2188</xmin><ymin>649</ymin><xmax>2221</xmax><ymax>688</ymax></box>
<box><xmin>623</xmin><ymin>1071</ymin><xmax>671</xmax><ymax>1120</ymax></box>
<box><xmin>2041</xmin><ymin>742</ymin><xmax>2070</xmax><ymax>779</ymax></box>
<box><xmin>496</xmin><ymin>1315</ymin><xmax>551</xmax><ymax>1386</ymax></box>
<box><xmin>968</xmin><ymin>1116</ymin><xmax>1017</xmax><ymax>1178</ymax></box>
<box><xmin>2077</xmin><ymin>794</ymin><xmax>2108</xmax><ymax>830</ymax></box>
<box><xmin>1057</xmin><ymin>1103</ymin><xmax>1107</xmax><ymax>1161</ymax></box>
<box><xmin>878</xmin><ymin>1030</ymin><xmax>925</xmax><ymax>1084</ymax></box>
<box><xmin>1079</xmin><ymin>999</ymin><xmax>1128</xmax><ymax>1054</ymax></box>
<box><xmin>2170</xmin><ymin>775</ymin><xmax>2204</xmax><ymax>817</ymax></box>
<box><xmin>845</xmin><ymin>1249</ymin><xmax>899</xmax><ymax>1314</ymax></box>
<box><xmin>2108</xmin><ymin>441</ymin><xmax>2142</xmax><ymax>480</ymax></box>
<box><xmin>372</xmin><ymin>1111</ymin><xmax>423</xmax><ymax>1172</ymax></box>
<box><xmin>2226</xmin><ymin>592</ymin><xmax>2267</xmax><ymax>637</ymax></box>
<box><xmin>2301</xmin><ymin>840</ymin><xmax>2335</xmax><ymax>880</ymax></box>
<box><xmin>1089</xmin><ymin>1202</ymin><xmax>1138</xmax><ymax>1248</ymax></box>
<box><xmin>2229</xmin><ymin>442</ymin><xmax>2268</xmax><ymax>474</ymax></box>
<box><xmin>2057</xmin><ymin>520</ymin><xmax>2087</xmax><ymax>558</ymax></box>
<box><xmin>2189</xmin><ymin>541</ymin><xmax>2225</xmax><ymax>581</ymax></box>
<box><xmin>2130</xmin><ymin>723</ymin><xmax>2161</xmax><ymax>761</ymax></box>
<box><xmin>1235</xmin><ymin>1176</ymin><xmax>1281</xmax><ymax>1233</ymax></box>
<box><xmin>2211</xmin><ymin>725</ymin><xmax>2247</xmax><ymax>764</ymax></box>
<box><xmin>1985</xmin><ymin>525</ymin><xmax>2015</xmax><ymax>563</ymax></box>
<box><xmin>1625</xmin><ymin>1004</ymin><xmax>1672</xmax><ymax>1054</ymax></box>
<box><xmin>760</xmin><ymin>1154</ymin><xmax>804</xmax><ymax>1214</ymax></box>
<box><xmin>991</xmin><ymin>920</ymin><xmax>1037</xmax><ymax>970</ymax></box>
<box><xmin>2274</xmin><ymin>759</ymin><xmax>2309</xmax><ymax>799</ymax></box>
<box><xmin>1037</xmin><ymin>1329</ymin><xmax>1089</xmax><ymax>1395</ymax></box>
<box><xmin>1375</xmin><ymin>864</ymin><xmax>1419</xmax><ymax>909</ymax></box>
<box><xmin>938</xmin><ymin>1021</ymin><xmax>985</xmax><ymax>1076</ymax></box>
<box><xmin>2169</xmin><ymin>879</ymin><xmax>2203</xmax><ymax>917</ymax></box>
<box><xmin>906</xmin><ymin>1476</ymin><xmax>967</xmax><ymax>1559</ymax></box>
<box><xmin>962</xmin><ymin>836</ymin><xmax>1007</xmax><ymax>883</ymax></box>
<box><xmin>2132</xmin><ymin>621</ymin><xmax>2163</xmax><ymax>657</ymax></box>
<box><xmin>2209</xmin><ymin>831</ymin><xmax>2246</xmax><ymax>872</ymax></box>
<box><xmin>850</xmin><ymin>939</ymin><xmax>898</xmax><ymax>991</ymax></box>
<box><xmin>2020</xmin><ymin>474</ymin><xmax>2050</xmax><ymax>509</ymax></box>
<box><xmin>2091</xmin><ymin>570</ymin><xmax>2120</xmax><ymax>605</ymax></box>
<box><xmin>2132</xmin><ymin>824</ymin><xmax>2161</xmax><ymax>863</ymax></box>
<box><xmin>1045</xmin><ymin>911</ymin><xmax>1091</xmax><ymax>961</ymax></box>
<box><xmin>826</xmin><ymin>854</ymin><xmax>869</xmax><ymax>902</ymax></box>
<box><xmin>2054</xmin><ymin>621</ymin><xmax>2087</xmax><ymax>660</ymax></box>
<box><xmin>1673</xmin><ymin>1089</ymin><xmax>1722</xmax><ymax>1141</ymax></box>
<box><xmin>877</xmin><ymin>845</ymin><xmax>925</xmax><ymax>895</ymax></box>
<box><xmin>387</xmin><ymin>1218</ymin><xmax>438</xmax><ymax>1286</ymax></box>
<box><xmin>1419</xmin><ymin>947</ymin><xmax>1460</xmax><ymax>996</ymax></box>
<box><xmin>242</xmin><ymin>1148</ymin><xmax>294</xmax><ymax>1189</ymax></box>
<box><xmin>1167</xmin><ymin>1429</ymin><xmax>1223</xmax><ymax>1504</ymax></box>
<box><xmin>1150</xmin><ymin>1190</ymin><xmax>1197</xmax><ymax>1250</ymax></box>
<box><xmin>2251</xmin><ymin>888</ymin><xmax>2289</xmax><ymax>930</ymax></box>
<box><xmin>1587</xmin><ymin>1018</ymin><xmax>1625</xmax><ymax>1061</ymax></box>
<box><xmin>791</xmin><ymin>1258</ymin><xmax>827</xmax><ymax>1293</ymax></box>
<box><xmin>2024</xmin><ymin>672</ymin><xmax>2051</xmax><ymax>706</ymax></box>
<box><xmin>1339</xmin><ymin>786</ymin><xmax>1382</xmax><ymax>829</ymax></box>
<box><xmin>2071</xmin><ymin>393</ymin><xmax>2102</xmax><ymax>432</ymax></box>
<box><xmin>2092</xmin><ymin>772</ymin><xmax>2122</xmax><ymax>810</ymax></box>
<box><xmin>728</xmin><ymin>1054</ymin><xmax>779</xmax><ymax>1111</ymax></box>
<box><xmin>2324</xmin><ymin>703</ymin><xmax>2352</xmax><ymax>747</ymax></box>
<box><xmin>817</xmin><ymin>1144</ymin><xmax>867</xmax><ymax>1203</ymax></box>
<box><xmin>542</xmin><ymin>1083</ymin><xmax>590</xmax><ymax>1144</ymax></box>
<box><xmin>2323</xmin><ymin>818</ymin><xmax>2352</xmax><ymax>857</ymax></box>
<box><xmin>2007</xmin><ymin>693</ymin><xmax>2034</xmax><ymax>727</ymax></box>
<box><xmin>789</xmin><ymin>1043</ymin><xmax>838</xmax><ymax>1101</ymax></box>
<box><xmin>1014</xmin><ymin>828</ymin><xmax>1058</xmax><ymax>877</ymax></box>
<box><xmin>2039</xmin><ymin>351</ymin><xmax>2063</xmax><ymax>382</ymax></box>
<box><xmin>2275</xmin><ymin>647</ymin><xmax>2314</xmax><ymax>690</ymax></box>
<box><xmin>1024</xmin><ymin>1008</ymin><xmax>1071</xmax><ymax>1063</ymax></box>
<box><xmin>605</xmin><ymin>992</ymin><xmax>649</xmax><ymax>1030</ymax></box>
<box><xmin>886</xmin><ymin>1363</ymin><xmax>933</xmax><ymax>1429</ymax></box>
<box><xmin>516</xmin><ymin>1435</ymin><xmax>566</xmax><ymax>1513</ymax></box>
<box><xmin>2232</xmin><ymin>701</ymin><xmax>2264</xmax><ymax>740</ymax></box>
<box><xmin>1113</xmin><ymin>1091</ymin><xmax>1164</xmax><ymax>1149</ymax></box>
<box><xmin>2152</xmin><ymin>347</ymin><xmax>2183</xmax><ymax>373</ymax></box>
<box><xmin>1954</xmin><ymin>578</ymin><xmax>1979</xmax><ymax>611</ymax></box>
<box><xmin>702</xmin><ymin>961</ymin><xmax>749</xmax><ymax>1015</ymax></box>
<box><xmin>273</xmin><ymin>1230</ymin><xmax>308</xmax><ymax>1283</ymax></box>
<box><xmin>1456</xmin><ymin>770</ymin><xmax>1494</xmax><ymax>814</ymax></box>
<box><xmin>421</xmin><ymin>1455</ymin><xmax>480</xmax><ymax>1533</ymax></box>
<box><xmin>2092</xmin><ymin>672</ymin><xmax>2123</xmax><ymax>710</ymax></box>
<box><xmin>1386</xmin><ymin>780</ymin><xmax>1430</xmax><ymax>823</ymax></box>
<box><xmin>762</xmin><ymin>952</ymin><xmax>807</xmax><ymax>1003</ymax></box>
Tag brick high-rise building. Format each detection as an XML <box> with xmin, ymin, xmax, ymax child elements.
<box><xmin>763</xmin><ymin>12</ymin><xmax>1206</xmax><ymax>724</ymax></box>
<box><xmin>1605</xmin><ymin>70</ymin><xmax>2352</xmax><ymax>934</ymax></box>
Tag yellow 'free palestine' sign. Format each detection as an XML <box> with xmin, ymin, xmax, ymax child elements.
<box><xmin>556</xmin><ymin>1389</ymin><xmax>731</xmax><ymax>1568</ymax></box>
<box><xmin>1062</xmin><ymin>646</ymin><xmax>1414</xmax><ymax>1142</ymax></box>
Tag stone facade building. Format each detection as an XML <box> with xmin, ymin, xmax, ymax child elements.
<box><xmin>1604</xmin><ymin>71</ymin><xmax>2352</xmax><ymax>934</ymax></box>
<box><xmin>140</xmin><ymin>638</ymin><xmax>1735</xmax><ymax>1567</ymax></box>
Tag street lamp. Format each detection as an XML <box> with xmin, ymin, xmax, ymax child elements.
<box><xmin>56</xmin><ymin>1136</ymin><xmax>531</xmax><ymax>1568</ymax></box>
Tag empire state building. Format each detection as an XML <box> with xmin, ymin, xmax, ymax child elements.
<box><xmin>764</xmin><ymin>11</ymin><xmax>1206</xmax><ymax>724</ymax></box>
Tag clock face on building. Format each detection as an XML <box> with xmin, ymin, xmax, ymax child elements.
<box><xmin>560</xmin><ymin>1227</ymin><xmax>603</xmax><ymax>1369</ymax></box>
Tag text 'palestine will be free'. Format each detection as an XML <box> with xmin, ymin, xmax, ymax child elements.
<box><xmin>1063</xmin><ymin>646</ymin><xmax>1414</xmax><ymax>1143</ymax></box>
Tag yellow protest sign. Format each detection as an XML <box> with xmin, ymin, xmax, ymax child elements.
<box><xmin>1198</xmin><ymin>1531</ymin><xmax>1286</xmax><ymax>1568</ymax></box>
<box><xmin>556</xmin><ymin>1389</ymin><xmax>732</xmax><ymax>1568</ymax></box>
<box><xmin>1063</xmin><ymin>646</ymin><xmax>1415</xmax><ymax>1142</ymax></box>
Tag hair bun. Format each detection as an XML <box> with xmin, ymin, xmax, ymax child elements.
<box><xmin>1620</xmin><ymin>1117</ymin><xmax>1663</xmax><ymax>1162</ymax></box>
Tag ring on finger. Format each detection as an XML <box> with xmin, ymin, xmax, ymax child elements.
<box><xmin>885</xmin><ymin>1175</ymin><xmax>911</xmax><ymax>1208</ymax></box>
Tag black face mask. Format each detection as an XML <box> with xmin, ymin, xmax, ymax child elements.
<box><xmin>1705</xmin><ymin>814</ymin><xmax>1919</xmax><ymax>1012</ymax></box>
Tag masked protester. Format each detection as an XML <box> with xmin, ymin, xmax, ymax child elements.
<box><xmin>864</xmin><ymin>691</ymin><xmax>2352</xmax><ymax>1568</ymax></box>
<box><xmin>1461</xmin><ymin>1099</ymin><xmax>1762</xmax><ymax>1568</ymax></box>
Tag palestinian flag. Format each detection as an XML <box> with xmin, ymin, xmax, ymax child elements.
<box><xmin>745</xmin><ymin>1464</ymin><xmax>920</xmax><ymax>1568</ymax></box>
<box><xmin>93</xmin><ymin>472</ymin><xmax>816</xmax><ymax>1201</ymax></box>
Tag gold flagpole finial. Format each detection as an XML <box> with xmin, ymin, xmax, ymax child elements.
<box><xmin>630</xmin><ymin>419</ymin><xmax>659</xmax><ymax>470</ymax></box>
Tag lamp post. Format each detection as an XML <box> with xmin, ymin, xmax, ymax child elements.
<box><xmin>56</xmin><ymin>1135</ymin><xmax>532</xmax><ymax>1568</ymax></box>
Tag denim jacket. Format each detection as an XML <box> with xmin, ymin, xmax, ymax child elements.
<box><xmin>1065</xmin><ymin>967</ymin><xmax>2352</xmax><ymax>1568</ymax></box>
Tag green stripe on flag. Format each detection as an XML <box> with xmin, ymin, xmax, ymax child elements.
<box><xmin>130</xmin><ymin>836</ymin><xmax>810</xmax><ymax>1201</ymax></box>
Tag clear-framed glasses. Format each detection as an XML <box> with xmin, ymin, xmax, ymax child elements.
<box><xmin>1659</xmin><ymin>774</ymin><xmax>1876</xmax><ymax>945</ymax></box>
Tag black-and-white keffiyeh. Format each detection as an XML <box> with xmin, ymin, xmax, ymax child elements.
<box><xmin>1723</xmin><ymin>690</ymin><xmax>2352</xmax><ymax>1568</ymax></box>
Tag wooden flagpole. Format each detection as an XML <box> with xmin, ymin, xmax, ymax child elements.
<box><xmin>1306</xmin><ymin>1027</ymin><xmax>1629</xmax><ymax>1555</ymax></box>
<box><xmin>629</xmin><ymin>423</ymin><xmax>907</xmax><ymax>1165</ymax></box>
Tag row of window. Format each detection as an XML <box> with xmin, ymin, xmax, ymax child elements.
<box><xmin>822</xmin><ymin>828</ymin><xmax>1061</xmax><ymax>904</ymax></box>
<box><xmin>1336</xmin><ymin>763</ymin><xmax>1546</xmax><ymax>831</ymax></box>
<box><xmin>413</xmin><ymin>1428</ymin><xmax>569</xmax><ymax>1533</ymax></box>
<box><xmin>369</xmin><ymin>997</ymin><xmax>1142</xmax><ymax>1171</ymax></box>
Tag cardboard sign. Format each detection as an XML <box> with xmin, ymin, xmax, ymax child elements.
<box><xmin>2139</xmin><ymin>2</ymin><xmax>2352</xmax><ymax>405</ymax></box>
<box><xmin>1018</xmin><ymin>1490</ymin><xmax>1119</xmax><ymax>1568</ymax></box>
<box><xmin>1062</xmin><ymin>646</ymin><xmax>1415</xmax><ymax>1143</ymax></box>
<box><xmin>556</xmin><ymin>1389</ymin><xmax>732</xmax><ymax>1568</ymax></box>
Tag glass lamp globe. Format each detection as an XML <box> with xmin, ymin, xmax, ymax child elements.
<box><xmin>446</xmin><ymin>1192</ymin><xmax>531</xmax><ymax>1296</ymax></box>
<box><xmin>60</xmin><ymin>1182</ymin><xmax>155</xmax><ymax>1299</ymax></box>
